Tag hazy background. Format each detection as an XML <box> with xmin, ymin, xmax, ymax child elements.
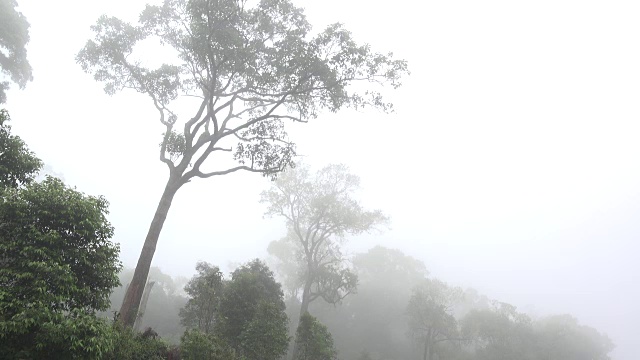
<box><xmin>5</xmin><ymin>1</ymin><xmax>639</xmax><ymax>359</ymax></box>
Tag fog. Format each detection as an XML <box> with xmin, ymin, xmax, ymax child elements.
<box><xmin>5</xmin><ymin>0</ymin><xmax>639</xmax><ymax>359</ymax></box>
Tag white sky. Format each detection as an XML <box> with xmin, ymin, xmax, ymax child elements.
<box><xmin>6</xmin><ymin>1</ymin><xmax>640</xmax><ymax>359</ymax></box>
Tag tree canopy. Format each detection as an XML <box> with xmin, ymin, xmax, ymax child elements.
<box><xmin>216</xmin><ymin>259</ymin><xmax>287</xmax><ymax>350</ymax></box>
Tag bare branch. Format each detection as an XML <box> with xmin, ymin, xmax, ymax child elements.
<box><xmin>195</xmin><ymin>165</ymin><xmax>280</xmax><ymax>179</ymax></box>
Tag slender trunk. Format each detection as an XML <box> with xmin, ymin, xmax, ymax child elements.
<box><xmin>134</xmin><ymin>281</ymin><xmax>155</xmax><ymax>331</ymax></box>
<box><xmin>118</xmin><ymin>176</ymin><xmax>181</xmax><ymax>326</ymax></box>
<box><xmin>291</xmin><ymin>280</ymin><xmax>313</xmax><ymax>360</ymax></box>
<box><xmin>423</xmin><ymin>330</ymin><xmax>432</xmax><ymax>360</ymax></box>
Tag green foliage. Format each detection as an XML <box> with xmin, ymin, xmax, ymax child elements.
<box><xmin>294</xmin><ymin>313</ymin><xmax>338</xmax><ymax>360</ymax></box>
<box><xmin>104</xmin><ymin>323</ymin><xmax>175</xmax><ymax>360</ymax></box>
<box><xmin>217</xmin><ymin>259</ymin><xmax>287</xmax><ymax>348</ymax></box>
<box><xmin>0</xmin><ymin>111</ymin><xmax>121</xmax><ymax>358</ymax></box>
<box><xmin>238</xmin><ymin>301</ymin><xmax>290</xmax><ymax>360</ymax></box>
<box><xmin>180</xmin><ymin>329</ymin><xmax>236</xmax><ymax>360</ymax></box>
<box><xmin>0</xmin><ymin>176</ymin><xmax>121</xmax><ymax>310</ymax></box>
<box><xmin>0</xmin><ymin>310</ymin><xmax>116</xmax><ymax>360</ymax></box>
<box><xmin>0</xmin><ymin>0</ymin><xmax>33</xmax><ymax>103</ymax></box>
<box><xmin>0</xmin><ymin>109</ymin><xmax>42</xmax><ymax>188</ymax></box>
<box><xmin>178</xmin><ymin>259</ymin><xmax>289</xmax><ymax>359</ymax></box>
<box><xmin>180</xmin><ymin>262</ymin><xmax>224</xmax><ymax>334</ymax></box>
<box><xmin>161</xmin><ymin>130</ymin><xmax>186</xmax><ymax>161</ymax></box>
<box><xmin>0</xmin><ymin>176</ymin><xmax>122</xmax><ymax>358</ymax></box>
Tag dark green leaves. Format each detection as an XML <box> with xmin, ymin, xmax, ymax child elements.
<box><xmin>0</xmin><ymin>176</ymin><xmax>121</xmax><ymax>358</ymax></box>
<box><xmin>179</xmin><ymin>262</ymin><xmax>224</xmax><ymax>334</ymax></box>
<box><xmin>295</xmin><ymin>313</ymin><xmax>338</xmax><ymax>360</ymax></box>
<box><xmin>180</xmin><ymin>259</ymin><xmax>290</xmax><ymax>359</ymax></box>
<box><xmin>0</xmin><ymin>109</ymin><xmax>42</xmax><ymax>189</ymax></box>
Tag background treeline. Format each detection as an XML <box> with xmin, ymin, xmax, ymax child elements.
<box><xmin>102</xmin><ymin>245</ymin><xmax>614</xmax><ymax>360</ymax></box>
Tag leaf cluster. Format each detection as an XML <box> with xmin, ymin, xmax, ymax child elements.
<box><xmin>0</xmin><ymin>109</ymin><xmax>42</xmax><ymax>188</ymax></box>
<box><xmin>0</xmin><ymin>0</ymin><xmax>33</xmax><ymax>103</ymax></box>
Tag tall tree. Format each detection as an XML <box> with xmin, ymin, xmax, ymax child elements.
<box><xmin>406</xmin><ymin>279</ymin><xmax>463</xmax><ymax>360</ymax></box>
<box><xmin>0</xmin><ymin>0</ymin><xmax>33</xmax><ymax>104</ymax></box>
<box><xmin>262</xmin><ymin>163</ymin><xmax>388</xmax><ymax>357</ymax></box>
<box><xmin>77</xmin><ymin>0</ymin><xmax>407</xmax><ymax>326</ymax></box>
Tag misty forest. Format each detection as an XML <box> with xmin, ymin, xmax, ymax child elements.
<box><xmin>0</xmin><ymin>0</ymin><xmax>633</xmax><ymax>359</ymax></box>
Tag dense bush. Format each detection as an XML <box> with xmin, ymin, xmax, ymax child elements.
<box><xmin>295</xmin><ymin>313</ymin><xmax>338</xmax><ymax>360</ymax></box>
<box><xmin>180</xmin><ymin>329</ymin><xmax>236</xmax><ymax>360</ymax></box>
<box><xmin>0</xmin><ymin>109</ymin><xmax>122</xmax><ymax>359</ymax></box>
<box><xmin>104</xmin><ymin>323</ymin><xmax>178</xmax><ymax>360</ymax></box>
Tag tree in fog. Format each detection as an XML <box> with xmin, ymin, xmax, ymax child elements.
<box><xmin>461</xmin><ymin>302</ymin><xmax>535</xmax><ymax>360</ymax></box>
<box><xmin>316</xmin><ymin>246</ymin><xmax>429</xmax><ymax>360</ymax></box>
<box><xmin>216</xmin><ymin>259</ymin><xmax>289</xmax><ymax>359</ymax></box>
<box><xmin>461</xmin><ymin>303</ymin><xmax>614</xmax><ymax>360</ymax></box>
<box><xmin>406</xmin><ymin>279</ymin><xmax>463</xmax><ymax>360</ymax></box>
<box><xmin>0</xmin><ymin>0</ymin><xmax>33</xmax><ymax>103</ymax></box>
<box><xmin>105</xmin><ymin>266</ymin><xmax>188</xmax><ymax>343</ymax></box>
<box><xmin>180</xmin><ymin>262</ymin><xmax>225</xmax><ymax>334</ymax></box>
<box><xmin>77</xmin><ymin>0</ymin><xmax>407</xmax><ymax>326</ymax></box>
<box><xmin>179</xmin><ymin>259</ymin><xmax>289</xmax><ymax>358</ymax></box>
<box><xmin>294</xmin><ymin>313</ymin><xmax>338</xmax><ymax>360</ymax></box>
<box><xmin>534</xmin><ymin>315</ymin><xmax>614</xmax><ymax>360</ymax></box>
<box><xmin>261</xmin><ymin>163</ymin><xmax>388</xmax><ymax>356</ymax></box>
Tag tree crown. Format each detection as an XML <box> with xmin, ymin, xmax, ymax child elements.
<box><xmin>77</xmin><ymin>0</ymin><xmax>408</xmax><ymax>181</ymax></box>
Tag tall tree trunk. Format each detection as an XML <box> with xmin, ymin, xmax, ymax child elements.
<box><xmin>423</xmin><ymin>339</ymin><xmax>429</xmax><ymax>360</ymax></box>
<box><xmin>291</xmin><ymin>280</ymin><xmax>313</xmax><ymax>360</ymax></box>
<box><xmin>423</xmin><ymin>330</ymin><xmax>432</xmax><ymax>360</ymax></box>
<box><xmin>118</xmin><ymin>176</ymin><xmax>181</xmax><ymax>326</ymax></box>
